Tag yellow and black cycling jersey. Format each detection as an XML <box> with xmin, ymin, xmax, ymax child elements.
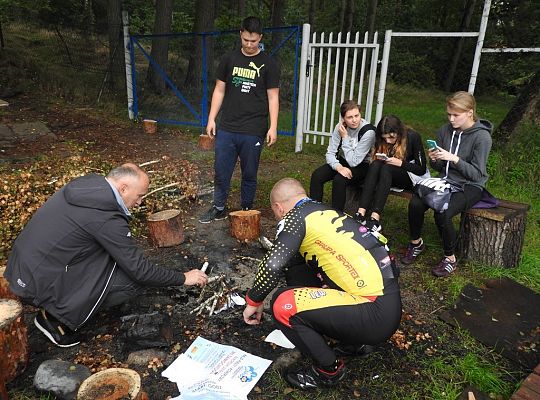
<box><xmin>247</xmin><ymin>199</ymin><xmax>397</xmax><ymax>305</ymax></box>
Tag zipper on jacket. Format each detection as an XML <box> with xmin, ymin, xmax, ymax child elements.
<box><xmin>65</xmin><ymin>264</ymin><xmax>69</xmax><ymax>272</ymax></box>
<box><xmin>76</xmin><ymin>262</ymin><xmax>116</xmax><ymax>330</ymax></box>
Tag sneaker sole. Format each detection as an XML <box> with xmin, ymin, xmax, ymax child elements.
<box><xmin>198</xmin><ymin>216</ymin><xmax>228</xmax><ymax>224</ymax></box>
<box><xmin>34</xmin><ymin>316</ymin><xmax>80</xmax><ymax>348</ymax></box>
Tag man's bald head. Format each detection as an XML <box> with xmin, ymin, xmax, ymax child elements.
<box><xmin>270</xmin><ymin>178</ymin><xmax>307</xmax><ymax>219</ymax></box>
<box><xmin>107</xmin><ymin>163</ymin><xmax>149</xmax><ymax>209</ymax></box>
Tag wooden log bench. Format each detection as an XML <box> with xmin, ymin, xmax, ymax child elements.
<box><xmin>344</xmin><ymin>186</ymin><xmax>530</xmax><ymax>268</ymax></box>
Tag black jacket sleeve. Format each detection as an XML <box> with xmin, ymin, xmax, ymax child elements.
<box><xmin>401</xmin><ymin>130</ymin><xmax>427</xmax><ymax>176</ymax></box>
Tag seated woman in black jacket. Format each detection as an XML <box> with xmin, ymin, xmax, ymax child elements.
<box><xmin>356</xmin><ymin>115</ymin><xmax>428</xmax><ymax>231</ymax></box>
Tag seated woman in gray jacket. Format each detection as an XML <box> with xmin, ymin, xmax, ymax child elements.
<box><xmin>356</xmin><ymin>114</ymin><xmax>429</xmax><ymax>232</ymax></box>
<box><xmin>309</xmin><ymin>100</ymin><xmax>375</xmax><ymax>211</ymax></box>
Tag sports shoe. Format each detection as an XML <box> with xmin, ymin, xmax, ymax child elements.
<box><xmin>285</xmin><ymin>360</ymin><xmax>346</xmax><ymax>390</ymax></box>
<box><xmin>34</xmin><ymin>309</ymin><xmax>81</xmax><ymax>348</ymax></box>
<box><xmin>334</xmin><ymin>343</ymin><xmax>375</xmax><ymax>358</ymax></box>
<box><xmin>367</xmin><ymin>217</ymin><xmax>382</xmax><ymax>232</ymax></box>
<box><xmin>355</xmin><ymin>212</ymin><xmax>367</xmax><ymax>226</ymax></box>
<box><xmin>400</xmin><ymin>239</ymin><xmax>425</xmax><ymax>265</ymax></box>
<box><xmin>432</xmin><ymin>257</ymin><xmax>457</xmax><ymax>277</ymax></box>
<box><xmin>198</xmin><ymin>206</ymin><xmax>227</xmax><ymax>223</ymax></box>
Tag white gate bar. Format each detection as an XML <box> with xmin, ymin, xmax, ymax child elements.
<box><xmin>313</xmin><ymin>32</ymin><xmax>324</xmax><ymax>139</ymax></box>
<box><xmin>340</xmin><ymin>32</ymin><xmax>351</xmax><ymax>105</ymax></box>
<box><xmin>469</xmin><ymin>0</ymin><xmax>492</xmax><ymax>93</ymax></box>
<box><xmin>357</xmin><ymin>32</ymin><xmax>369</xmax><ymax>107</ymax></box>
<box><xmin>308</xmin><ymin>32</ymin><xmax>316</xmax><ymax>144</ymax></box>
<box><xmin>375</xmin><ymin>30</ymin><xmax>393</xmax><ymax>124</ymax></box>
<box><xmin>295</xmin><ymin>23</ymin><xmax>310</xmax><ymax>153</ymax></box>
<box><xmin>482</xmin><ymin>47</ymin><xmax>540</xmax><ymax>53</ymax></box>
<box><xmin>349</xmin><ymin>32</ymin><xmax>361</xmax><ymax>100</ymax></box>
<box><xmin>364</xmin><ymin>32</ymin><xmax>379</xmax><ymax>123</ymax></box>
<box><xmin>391</xmin><ymin>32</ymin><xmax>479</xmax><ymax>37</ymax></box>
<box><xmin>322</xmin><ymin>32</ymin><xmax>333</xmax><ymax>137</ymax></box>
<box><xmin>330</xmin><ymin>32</ymin><xmax>342</xmax><ymax>136</ymax></box>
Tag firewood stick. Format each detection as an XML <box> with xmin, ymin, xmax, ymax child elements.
<box><xmin>235</xmin><ymin>255</ymin><xmax>261</xmax><ymax>263</ymax></box>
<box><xmin>139</xmin><ymin>160</ymin><xmax>161</xmax><ymax>167</ymax></box>
<box><xmin>142</xmin><ymin>182</ymin><xmax>181</xmax><ymax>199</ymax></box>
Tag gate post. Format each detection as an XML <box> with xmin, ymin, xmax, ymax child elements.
<box><xmin>375</xmin><ymin>30</ymin><xmax>392</xmax><ymax>124</ymax></box>
<box><xmin>122</xmin><ymin>11</ymin><xmax>134</xmax><ymax>120</ymax></box>
<box><xmin>468</xmin><ymin>0</ymin><xmax>492</xmax><ymax>94</ymax></box>
<box><xmin>295</xmin><ymin>23</ymin><xmax>311</xmax><ymax>153</ymax></box>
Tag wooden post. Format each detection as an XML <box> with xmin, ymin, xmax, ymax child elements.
<box><xmin>0</xmin><ymin>299</ymin><xmax>28</xmax><ymax>400</ymax></box>
<box><xmin>147</xmin><ymin>209</ymin><xmax>184</xmax><ymax>247</ymax></box>
<box><xmin>229</xmin><ymin>210</ymin><xmax>261</xmax><ymax>241</ymax></box>
<box><xmin>198</xmin><ymin>134</ymin><xmax>214</xmax><ymax>150</ymax></box>
<box><xmin>142</xmin><ymin>119</ymin><xmax>157</xmax><ymax>135</ymax></box>
<box><xmin>77</xmin><ymin>368</ymin><xmax>148</xmax><ymax>400</ymax></box>
<box><xmin>0</xmin><ymin>266</ymin><xmax>18</xmax><ymax>300</ymax></box>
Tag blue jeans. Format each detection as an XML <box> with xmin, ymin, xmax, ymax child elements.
<box><xmin>213</xmin><ymin>129</ymin><xmax>264</xmax><ymax>209</ymax></box>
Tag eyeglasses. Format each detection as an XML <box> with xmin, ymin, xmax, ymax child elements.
<box><xmin>382</xmin><ymin>132</ymin><xmax>398</xmax><ymax>138</ymax></box>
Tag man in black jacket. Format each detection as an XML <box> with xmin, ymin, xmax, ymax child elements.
<box><xmin>5</xmin><ymin>163</ymin><xmax>208</xmax><ymax>347</ymax></box>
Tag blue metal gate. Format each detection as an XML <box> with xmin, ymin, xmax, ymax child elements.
<box><xmin>129</xmin><ymin>26</ymin><xmax>301</xmax><ymax>136</ymax></box>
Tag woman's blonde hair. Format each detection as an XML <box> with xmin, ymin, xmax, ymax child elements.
<box><xmin>446</xmin><ymin>91</ymin><xmax>477</xmax><ymax>121</ymax></box>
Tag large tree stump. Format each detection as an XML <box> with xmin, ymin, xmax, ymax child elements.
<box><xmin>0</xmin><ymin>266</ymin><xmax>18</xmax><ymax>300</ymax></box>
<box><xmin>458</xmin><ymin>200</ymin><xmax>530</xmax><ymax>268</ymax></box>
<box><xmin>229</xmin><ymin>210</ymin><xmax>261</xmax><ymax>241</ymax></box>
<box><xmin>0</xmin><ymin>299</ymin><xmax>28</xmax><ymax>400</ymax></box>
<box><xmin>147</xmin><ymin>209</ymin><xmax>184</xmax><ymax>247</ymax></box>
<box><xmin>77</xmin><ymin>368</ymin><xmax>148</xmax><ymax>400</ymax></box>
<box><xmin>198</xmin><ymin>134</ymin><xmax>214</xmax><ymax>150</ymax></box>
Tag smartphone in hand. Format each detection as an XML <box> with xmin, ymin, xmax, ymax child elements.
<box><xmin>375</xmin><ymin>153</ymin><xmax>389</xmax><ymax>161</ymax></box>
<box><xmin>426</xmin><ymin>139</ymin><xmax>439</xmax><ymax>151</ymax></box>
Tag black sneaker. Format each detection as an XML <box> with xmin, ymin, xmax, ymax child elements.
<box><xmin>334</xmin><ymin>343</ymin><xmax>375</xmax><ymax>358</ymax></box>
<box><xmin>355</xmin><ymin>212</ymin><xmax>367</xmax><ymax>225</ymax></box>
<box><xmin>34</xmin><ymin>309</ymin><xmax>81</xmax><ymax>348</ymax></box>
<box><xmin>285</xmin><ymin>361</ymin><xmax>346</xmax><ymax>390</ymax></box>
<box><xmin>367</xmin><ymin>217</ymin><xmax>382</xmax><ymax>232</ymax></box>
<box><xmin>198</xmin><ymin>206</ymin><xmax>227</xmax><ymax>223</ymax></box>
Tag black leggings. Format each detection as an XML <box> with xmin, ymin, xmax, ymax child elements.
<box><xmin>309</xmin><ymin>161</ymin><xmax>370</xmax><ymax>211</ymax></box>
<box><xmin>271</xmin><ymin>280</ymin><xmax>401</xmax><ymax>367</ymax></box>
<box><xmin>358</xmin><ymin>160</ymin><xmax>413</xmax><ymax>215</ymax></box>
<box><xmin>408</xmin><ymin>185</ymin><xmax>482</xmax><ymax>256</ymax></box>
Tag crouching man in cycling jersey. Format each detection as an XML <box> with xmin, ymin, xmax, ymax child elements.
<box><xmin>242</xmin><ymin>178</ymin><xmax>401</xmax><ymax>390</ymax></box>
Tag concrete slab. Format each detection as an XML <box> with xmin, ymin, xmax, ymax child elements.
<box><xmin>10</xmin><ymin>121</ymin><xmax>56</xmax><ymax>140</ymax></box>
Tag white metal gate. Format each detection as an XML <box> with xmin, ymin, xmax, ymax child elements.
<box><xmin>295</xmin><ymin>24</ymin><xmax>382</xmax><ymax>152</ymax></box>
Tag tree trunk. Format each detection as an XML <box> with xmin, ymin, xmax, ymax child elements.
<box><xmin>146</xmin><ymin>0</ymin><xmax>173</xmax><ymax>94</ymax></box>
<box><xmin>0</xmin><ymin>20</ymin><xmax>5</xmax><ymax>49</ymax></box>
<box><xmin>364</xmin><ymin>0</ymin><xmax>378</xmax><ymax>40</ymax></box>
<box><xmin>237</xmin><ymin>0</ymin><xmax>246</xmax><ymax>16</ymax></box>
<box><xmin>0</xmin><ymin>299</ymin><xmax>28</xmax><ymax>397</ymax></box>
<box><xmin>0</xmin><ymin>266</ymin><xmax>18</xmax><ymax>300</ymax></box>
<box><xmin>338</xmin><ymin>0</ymin><xmax>346</xmax><ymax>35</ymax></box>
<box><xmin>270</xmin><ymin>0</ymin><xmax>285</xmax><ymax>52</ymax></box>
<box><xmin>308</xmin><ymin>0</ymin><xmax>317</xmax><ymax>28</ymax></box>
<box><xmin>229</xmin><ymin>210</ymin><xmax>261</xmax><ymax>241</ymax></box>
<box><xmin>444</xmin><ymin>0</ymin><xmax>477</xmax><ymax>92</ymax></box>
<box><xmin>147</xmin><ymin>209</ymin><xmax>184</xmax><ymax>247</ymax></box>
<box><xmin>494</xmin><ymin>70</ymin><xmax>540</xmax><ymax>144</ymax></box>
<box><xmin>106</xmin><ymin>0</ymin><xmax>124</xmax><ymax>89</ymax></box>
<box><xmin>184</xmin><ymin>0</ymin><xmax>215</xmax><ymax>90</ymax></box>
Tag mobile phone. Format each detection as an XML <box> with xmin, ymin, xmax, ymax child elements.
<box><xmin>375</xmin><ymin>153</ymin><xmax>389</xmax><ymax>161</ymax></box>
<box><xmin>426</xmin><ymin>139</ymin><xmax>439</xmax><ymax>151</ymax></box>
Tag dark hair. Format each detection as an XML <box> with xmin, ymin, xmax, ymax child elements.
<box><xmin>373</xmin><ymin>114</ymin><xmax>408</xmax><ymax>160</ymax></box>
<box><xmin>340</xmin><ymin>100</ymin><xmax>360</xmax><ymax>118</ymax></box>
<box><xmin>241</xmin><ymin>16</ymin><xmax>263</xmax><ymax>34</ymax></box>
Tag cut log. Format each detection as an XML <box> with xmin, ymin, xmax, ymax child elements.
<box><xmin>0</xmin><ymin>299</ymin><xmax>28</xmax><ymax>400</ymax></box>
<box><xmin>142</xmin><ymin>119</ymin><xmax>157</xmax><ymax>135</ymax></box>
<box><xmin>77</xmin><ymin>368</ymin><xmax>148</xmax><ymax>400</ymax></box>
<box><xmin>229</xmin><ymin>210</ymin><xmax>261</xmax><ymax>242</ymax></box>
<box><xmin>199</xmin><ymin>134</ymin><xmax>214</xmax><ymax>150</ymax></box>
<box><xmin>0</xmin><ymin>266</ymin><xmax>18</xmax><ymax>300</ymax></box>
<box><xmin>147</xmin><ymin>209</ymin><xmax>184</xmax><ymax>247</ymax></box>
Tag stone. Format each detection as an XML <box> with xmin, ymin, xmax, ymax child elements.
<box><xmin>11</xmin><ymin>121</ymin><xmax>56</xmax><ymax>140</ymax></box>
<box><xmin>33</xmin><ymin>359</ymin><xmax>91</xmax><ymax>400</ymax></box>
<box><xmin>126</xmin><ymin>349</ymin><xmax>167</xmax><ymax>366</ymax></box>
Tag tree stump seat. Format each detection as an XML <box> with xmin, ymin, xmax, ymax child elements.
<box><xmin>344</xmin><ymin>186</ymin><xmax>530</xmax><ymax>268</ymax></box>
